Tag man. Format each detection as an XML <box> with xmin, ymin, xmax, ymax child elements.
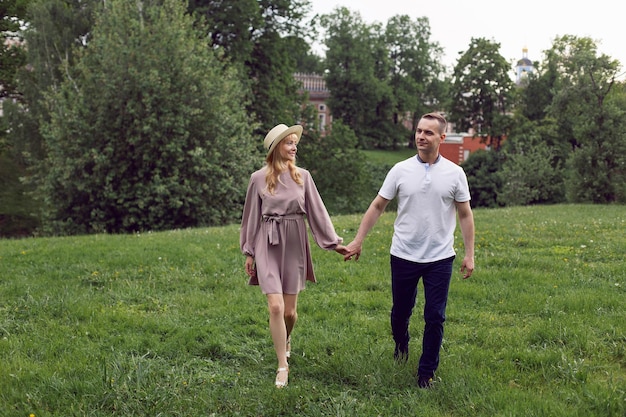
<box><xmin>344</xmin><ymin>112</ymin><xmax>475</xmax><ymax>388</ymax></box>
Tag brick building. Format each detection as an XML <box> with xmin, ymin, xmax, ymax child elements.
<box><xmin>294</xmin><ymin>73</ymin><xmax>332</xmax><ymax>132</ymax></box>
<box><xmin>439</xmin><ymin>133</ymin><xmax>493</xmax><ymax>165</ymax></box>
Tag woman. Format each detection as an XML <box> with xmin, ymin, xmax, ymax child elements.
<box><xmin>240</xmin><ymin>123</ymin><xmax>347</xmax><ymax>388</ymax></box>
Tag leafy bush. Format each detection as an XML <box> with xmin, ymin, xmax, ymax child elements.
<box><xmin>0</xmin><ymin>154</ymin><xmax>40</xmax><ymax>238</ymax></box>
<box><xmin>498</xmin><ymin>142</ymin><xmax>565</xmax><ymax>206</ymax></box>
<box><xmin>461</xmin><ymin>150</ymin><xmax>504</xmax><ymax>208</ymax></box>
<box><xmin>297</xmin><ymin>121</ymin><xmax>371</xmax><ymax>215</ymax></box>
<box><xmin>36</xmin><ymin>0</ymin><xmax>259</xmax><ymax>235</ymax></box>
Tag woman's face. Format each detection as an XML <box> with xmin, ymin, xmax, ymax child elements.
<box><xmin>279</xmin><ymin>134</ymin><xmax>298</xmax><ymax>162</ymax></box>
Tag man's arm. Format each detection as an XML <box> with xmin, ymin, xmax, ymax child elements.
<box><xmin>344</xmin><ymin>195</ymin><xmax>390</xmax><ymax>261</ymax></box>
<box><xmin>455</xmin><ymin>200</ymin><xmax>475</xmax><ymax>278</ymax></box>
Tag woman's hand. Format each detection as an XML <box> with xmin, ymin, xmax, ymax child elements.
<box><xmin>334</xmin><ymin>244</ymin><xmax>350</xmax><ymax>256</ymax></box>
<box><xmin>245</xmin><ymin>255</ymin><xmax>256</xmax><ymax>278</ymax></box>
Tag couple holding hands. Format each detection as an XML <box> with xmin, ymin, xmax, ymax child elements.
<box><xmin>240</xmin><ymin>114</ymin><xmax>475</xmax><ymax>389</ymax></box>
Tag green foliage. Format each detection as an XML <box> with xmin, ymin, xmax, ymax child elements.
<box><xmin>1</xmin><ymin>0</ymin><xmax>36</xmax><ymax>236</ymax></box>
<box><xmin>297</xmin><ymin>121</ymin><xmax>371</xmax><ymax>214</ymax></box>
<box><xmin>320</xmin><ymin>8</ymin><xmax>446</xmax><ymax>150</ymax></box>
<box><xmin>461</xmin><ymin>150</ymin><xmax>504</xmax><ymax>208</ymax></box>
<box><xmin>0</xmin><ymin>154</ymin><xmax>40</xmax><ymax>237</ymax></box>
<box><xmin>37</xmin><ymin>0</ymin><xmax>258</xmax><ymax>234</ymax></box>
<box><xmin>188</xmin><ymin>0</ymin><xmax>312</xmax><ymax>134</ymax></box>
<box><xmin>545</xmin><ymin>35</ymin><xmax>626</xmax><ymax>203</ymax></box>
<box><xmin>565</xmin><ymin>137</ymin><xmax>626</xmax><ymax>203</ymax></box>
<box><xmin>1</xmin><ymin>0</ymin><xmax>99</xmax><ymax>237</ymax></box>
<box><xmin>498</xmin><ymin>117</ymin><xmax>566</xmax><ymax>206</ymax></box>
<box><xmin>188</xmin><ymin>0</ymin><xmax>262</xmax><ymax>63</ymax></box>
<box><xmin>249</xmin><ymin>30</ymin><xmax>306</xmax><ymax>133</ymax></box>
<box><xmin>499</xmin><ymin>143</ymin><xmax>565</xmax><ymax>206</ymax></box>
<box><xmin>291</xmin><ymin>37</ymin><xmax>325</xmax><ymax>74</ymax></box>
<box><xmin>1</xmin><ymin>205</ymin><xmax>624</xmax><ymax>416</ymax></box>
<box><xmin>516</xmin><ymin>63</ymin><xmax>556</xmax><ymax>122</ymax></box>
<box><xmin>449</xmin><ymin>37</ymin><xmax>515</xmax><ymax>150</ymax></box>
<box><xmin>321</xmin><ymin>8</ymin><xmax>389</xmax><ymax>147</ymax></box>
<box><xmin>0</xmin><ymin>0</ymin><xmax>28</xmax><ymax>100</ymax></box>
<box><xmin>384</xmin><ymin>14</ymin><xmax>446</xmax><ymax>132</ymax></box>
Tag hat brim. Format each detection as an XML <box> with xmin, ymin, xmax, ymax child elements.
<box><xmin>266</xmin><ymin>125</ymin><xmax>303</xmax><ymax>157</ymax></box>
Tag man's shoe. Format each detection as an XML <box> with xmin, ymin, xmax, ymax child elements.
<box><xmin>417</xmin><ymin>374</ymin><xmax>434</xmax><ymax>389</ymax></box>
<box><xmin>393</xmin><ymin>342</ymin><xmax>409</xmax><ymax>362</ymax></box>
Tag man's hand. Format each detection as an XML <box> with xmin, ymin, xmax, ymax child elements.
<box><xmin>460</xmin><ymin>256</ymin><xmax>474</xmax><ymax>279</ymax></box>
<box><xmin>343</xmin><ymin>240</ymin><xmax>362</xmax><ymax>262</ymax></box>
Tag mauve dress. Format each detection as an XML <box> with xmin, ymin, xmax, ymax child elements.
<box><xmin>240</xmin><ymin>167</ymin><xmax>342</xmax><ymax>294</ymax></box>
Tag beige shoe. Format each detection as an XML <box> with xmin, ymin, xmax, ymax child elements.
<box><xmin>275</xmin><ymin>367</ymin><xmax>289</xmax><ymax>388</ymax></box>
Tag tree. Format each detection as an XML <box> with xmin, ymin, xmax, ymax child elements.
<box><xmin>516</xmin><ymin>61</ymin><xmax>556</xmax><ymax>122</ymax></box>
<box><xmin>248</xmin><ymin>30</ymin><xmax>306</xmax><ymax>133</ymax></box>
<box><xmin>384</xmin><ymin>14</ymin><xmax>446</xmax><ymax>142</ymax></box>
<box><xmin>319</xmin><ymin>7</ymin><xmax>394</xmax><ymax>148</ymax></box>
<box><xmin>188</xmin><ymin>0</ymin><xmax>312</xmax><ymax>135</ymax></box>
<box><xmin>6</xmin><ymin>0</ymin><xmax>97</xmax><ymax>166</ymax></box>
<box><xmin>461</xmin><ymin>150</ymin><xmax>504</xmax><ymax>208</ymax></box>
<box><xmin>0</xmin><ymin>0</ymin><xmax>29</xmax><ymax>101</ymax></box>
<box><xmin>449</xmin><ymin>37</ymin><xmax>515</xmax><ymax>150</ymax></box>
<box><xmin>498</xmin><ymin>117</ymin><xmax>565</xmax><ymax>206</ymax></box>
<box><xmin>36</xmin><ymin>0</ymin><xmax>259</xmax><ymax>235</ymax></box>
<box><xmin>545</xmin><ymin>35</ymin><xmax>626</xmax><ymax>203</ymax></box>
<box><xmin>290</xmin><ymin>35</ymin><xmax>324</xmax><ymax>74</ymax></box>
<box><xmin>2</xmin><ymin>0</ymin><xmax>93</xmax><ymax>236</ymax></box>
<box><xmin>296</xmin><ymin>120</ymin><xmax>370</xmax><ymax>214</ymax></box>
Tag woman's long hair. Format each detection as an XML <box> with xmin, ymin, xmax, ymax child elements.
<box><xmin>265</xmin><ymin>133</ymin><xmax>303</xmax><ymax>195</ymax></box>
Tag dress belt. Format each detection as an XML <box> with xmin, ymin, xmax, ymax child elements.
<box><xmin>263</xmin><ymin>213</ymin><xmax>304</xmax><ymax>245</ymax></box>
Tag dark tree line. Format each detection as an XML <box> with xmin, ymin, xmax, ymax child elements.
<box><xmin>1</xmin><ymin>0</ymin><xmax>625</xmax><ymax>237</ymax></box>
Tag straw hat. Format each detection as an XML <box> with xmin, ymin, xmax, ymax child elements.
<box><xmin>263</xmin><ymin>124</ymin><xmax>303</xmax><ymax>157</ymax></box>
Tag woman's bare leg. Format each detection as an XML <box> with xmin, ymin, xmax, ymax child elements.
<box><xmin>267</xmin><ymin>294</ymin><xmax>289</xmax><ymax>386</ymax></box>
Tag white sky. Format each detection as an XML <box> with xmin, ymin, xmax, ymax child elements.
<box><xmin>308</xmin><ymin>0</ymin><xmax>626</xmax><ymax>78</ymax></box>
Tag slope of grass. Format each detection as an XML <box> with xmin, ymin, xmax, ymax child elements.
<box><xmin>362</xmin><ymin>148</ymin><xmax>416</xmax><ymax>165</ymax></box>
<box><xmin>0</xmin><ymin>204</ymin><xmax>624</xmax><ymax>416</ymax></box>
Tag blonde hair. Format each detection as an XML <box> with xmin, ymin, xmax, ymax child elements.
<box><xmin>264</xmin><ymin>133</ymin><xmax>302</xmax><ymax>194</ymax></box>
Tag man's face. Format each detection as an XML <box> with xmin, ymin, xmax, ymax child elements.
<box><xmin>415</xmin><ymin>118</ymin><xmax>444</xmax><ymax>152</ymax></box>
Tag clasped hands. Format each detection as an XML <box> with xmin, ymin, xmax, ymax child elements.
<box><xmin>334</xmin><ymin>242</ymin><xmax>361</xmax><ymax>262</ymax></box>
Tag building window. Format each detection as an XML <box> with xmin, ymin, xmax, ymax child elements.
<box><xmin>319</xmin><ymin>104</ymin><xmax>325</xmax><ymax>111</ymax></box>
<box><xmin>319</xmin><ymin>114</ymin><xmax>326</xmax><ymax>131</ymax></box>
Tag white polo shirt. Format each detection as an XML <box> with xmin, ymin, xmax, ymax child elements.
<box><xmin>378</xmin><ymin>155</ymin><xmax>471</xmax><ymax>263</ymax></box>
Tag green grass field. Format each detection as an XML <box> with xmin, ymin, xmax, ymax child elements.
<box><xmin>362</xmin><ymin>148</ymin><xmax>417</xmax><ymax>165</ymax></box>
<box><xmin>1</xmin><ymin>204</ymin><xmax>624</xmax><ymax>416</ymax></box>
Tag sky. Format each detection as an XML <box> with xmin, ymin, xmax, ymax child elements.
<box><xmin>308</xmin><ymin>0</ymin><xmax>626</xmax><ymax>78</ymax></box>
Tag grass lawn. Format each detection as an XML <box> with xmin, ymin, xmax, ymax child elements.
<box><xmin>0</xmin><ymin>204</ymin><xmax>624</xmax><ymax>416</ymax></box>
<box><xmin>362</xmin><ymin>148</ymin><xmax>417</xmax><ymax>165</ymax></box>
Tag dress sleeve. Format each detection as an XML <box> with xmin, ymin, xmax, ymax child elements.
<box><xmin>240</xmin><ymin>175</ymin><xmax>262</xmax><ymax>257</ymax></box>
<box><xmin>303</xmin><ymin>171</ymin><xmax>343</xmax><ymax>250</ymax></box>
